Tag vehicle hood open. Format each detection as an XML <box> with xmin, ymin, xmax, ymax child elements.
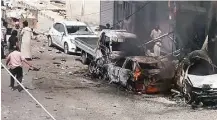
<box><xmin>188</xmin><ymin>74</ymin><xmax>217</xmax><ymax>88</ymax></box>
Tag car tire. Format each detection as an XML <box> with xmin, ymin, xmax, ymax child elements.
<box><xmin>48</xmin><ymin>36</ymin><xmax>53</xmax><ymax>47</ymax></box>
<box><xmin>183</xmin><ymin>81</ymin><xmax>193</xmax><ymax>104</ymax></box>
<box><xmin>88</xmin><ymin>61</ymin><xmax>98</xmax><ymax>78</ymax></box>
<box><xmin>64</xmin><ymin>43</ymin><xmax>69</xmax><ymax>54</ymax></box>
<box><xmin>81</xmin><ymin>52</ymin><xmax>88</xmax><ymax>64</ymax></box>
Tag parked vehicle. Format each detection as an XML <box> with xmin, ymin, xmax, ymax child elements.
<box><xmin>47</xmin><ymin>20</ymin><xmax>97</xmax><ymax>54</ymax></box>
<box><xmin>74</xmin><ymin>29</ymin><xmax>142</xmax><ymax>64</ymax></box>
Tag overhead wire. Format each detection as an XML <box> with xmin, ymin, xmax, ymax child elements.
<box><xmin>111</xmin><ymin>1</ymin><xmax>152</xmax><ymax>28</ymax></box>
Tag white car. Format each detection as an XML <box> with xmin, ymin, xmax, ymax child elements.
<box><xmin>47</xmin><ymin>20</ymin><xmax>97</xmax><ymax>54</ymax></box>
<box><xmin>177</xmin><ymin>50</ymin><xmax>217</xmax><ymax>105</ymax></box>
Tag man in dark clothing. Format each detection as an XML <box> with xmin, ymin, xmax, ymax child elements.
<box><xmin>8</xmin><ymin>30</ymin><xmax>19</xmax><ymax>53</ymax></box>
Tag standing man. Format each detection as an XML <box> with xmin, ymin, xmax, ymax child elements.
<box><xmin>12</xmin><ymin>21</ymin><xmax>21</xmax><ymax>48</ymax></box>
<box><xmin>6</xmin><ymin>46</ymin><xmax>33</xmax><ymax>92</ymax></box>
<box><xmin>8</xmin><ymin>30</ymin><xmax>19</xmax><ymax>53</ymax></box>
<box><xmin>150</xmin><ymin>25</ymin><xmax>162</xmax><ymax>56</ymax></box>
<box><xmin>20</xmin><ymin>21</ymin><xmax>32</xmax><ymax>61</ymax></box>
<box><xmin>106</xmin><ymin>23</ymin><xmax>111</xmax><ymax>29</ymax></box>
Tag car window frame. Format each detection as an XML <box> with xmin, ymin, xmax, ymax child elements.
<box><xmin>53</xmin><ymin>23</ymin><xmax>66</xmax><ymax>34</ymax></box>
<box><xmin>122</xmin><ymin>58</ymin><xmax>133</xmax><ymax>70</ymax></box>
<box><xmin>58</xmin><ymin>23</ymin><xmax>66</xmax><ymax>34</ymax></box>
<box><xmin>53</xmin><ymin>23</ymin><xmax>60</xmax><ymax>31</ymax></box>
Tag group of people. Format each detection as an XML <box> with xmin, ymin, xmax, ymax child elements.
<box><xmin>1</xmin><ymin>20</ymin><xmax>34</xmax><ymax>92</ymax></box>
<box><xmin>9</xmin><ymin>21</ymin><xmax>33</xmax><ymax>59</ymax></box>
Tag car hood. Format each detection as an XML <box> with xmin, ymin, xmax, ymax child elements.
<box><xmin>188</xmin><ymin>74</ymin><xmax>217</xmax><ymax>88</ymax></box>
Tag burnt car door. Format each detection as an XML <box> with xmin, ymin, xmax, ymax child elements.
<box><xmin>107</xmin><ymin>58</ymin><xmax>126</xmax><ymax>83</ymax></box>
<box><xmin>118</xmin><ymin>58</ymin><xmax>134</xmax><ymax>87</ymax></box>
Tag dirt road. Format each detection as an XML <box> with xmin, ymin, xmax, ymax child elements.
<box><xmin>1</xmin><ymin>14</ymin><xmax>217</xmax><ymax>120</ymax></box>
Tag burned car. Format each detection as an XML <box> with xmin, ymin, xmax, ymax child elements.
<box><xmin>103</xmin><ymin>56</ymin><xmax>175</xmax><ymax>93</ymax></box>
<box><xmin>174</xmin><ymin>50</ymin><xmax>217</xmax><ymax>104</ymax></box>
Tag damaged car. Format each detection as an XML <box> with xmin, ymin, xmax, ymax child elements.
<box><xmin>103</xmin><ymin>56</ymin><xmax>175</xmax><ymax>93</ymax></box>
<box><xmin>174</xmin><ymin>50</ymin><xmax>217</xmax><ymax>105</ymax></box>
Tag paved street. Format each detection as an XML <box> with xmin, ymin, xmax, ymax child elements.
<box><xmin>1</xmin><ymin>2</ymin><xmax>217</xmax><ymax>120</ymax></box>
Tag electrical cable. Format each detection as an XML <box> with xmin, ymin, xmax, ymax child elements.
<box><xmin>111</xmin><ymin>1</ymin><xmax>152</xmax><ymax>28</ymax></box>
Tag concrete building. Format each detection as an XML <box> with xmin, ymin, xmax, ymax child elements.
<box><xmin>65</xmin><ymin>0</ymin><xmax>100</xmax><ymax>25</ymax></box>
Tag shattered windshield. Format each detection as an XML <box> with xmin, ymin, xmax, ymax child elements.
<box><xmin>66</xmin><ymin>26</ymin><xmax>93</xmax><ymax>35</ymax></box>
<box><xmin>138</xmin><ymin>62</ymin><xmax>158</xmax><ymax>69</ymax></box>
<box><xmin>111</xmin><ymin>38</ymin><xmax>142</xmax><ymax>56</ymax></box>
<box><xmin>188</xmin><ymin>58</ymin><xmax>216</xmax><ymax>75</ymax></box>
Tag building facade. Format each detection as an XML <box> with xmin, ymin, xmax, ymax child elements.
<box><xmin>100</xmin><ymin>1</ymin><xmax>210</xmax><ymax>53</ymax></box>
<box><xmin>65</xmin><ymin>0</ymin><xmax>100</xmax><ymax>25</ymax></box>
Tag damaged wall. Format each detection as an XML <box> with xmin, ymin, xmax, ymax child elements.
<box><xmin>208</xmin><ymin>1</ymin><xmax>217</xmax><ymax>66</ymax></box>
<box><xmin>175</xmin><ymin>1</ymin><xmax>210</xmax><ymax>53</ymax></box>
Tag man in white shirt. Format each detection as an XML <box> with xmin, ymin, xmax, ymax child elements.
<box><xmin>150</xmin><ymin>25</ymin><xmax>162</xmax><ymax>56</ymax></box>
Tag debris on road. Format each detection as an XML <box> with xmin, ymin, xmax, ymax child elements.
<box><xmin>52</xmin><ymin>62</ymin><xmax>61</xmax><ymax>65</ymax></box>
<box><xmin>39</xmin><ymin>50</ymin><xmax>44</xmax><ymax>53</ymax></box>
<box><xmin>32</xmin><ymin>56</ymin><xmax>40</xmax><ymax>60</ymax></box>
<box><xmin>45</xmin><ymin>97</ymin><xmax>53</xmax><ymax>99</ymax></box>
<box><xmin>61</xmin><ymin>59</ymin><xmax>66</xmax><ymax>62</ymax></box>
<box><xmin>56</xmin><ymin>51</ymin><xmax>61</xmax><ymax>53</ymax></box>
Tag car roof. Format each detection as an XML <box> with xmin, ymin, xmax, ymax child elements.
<box><xmin>57</xmin><ymin>20</ymin><xmax>87</xmax><ymax>26</ymax></box>
<box><xmin>101</xmin><ymin>29</ymin><xmax>137</xmax><ymax>39</ymax></box>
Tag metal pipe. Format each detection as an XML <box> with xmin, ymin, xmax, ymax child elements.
<box><xmin>144</xmin><ymin>31</ymin><xmax>174</xmax><ymax>45</ymax></box>
<box><xmin>171</xmin><ymin>89</ymin><xmax>181</xmax><ymax>94</ymax></box>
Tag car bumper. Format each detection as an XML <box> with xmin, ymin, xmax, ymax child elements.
<box><xmin>192</xmin><ymin>90</ymin><xmax>217</xmax><ymax>103</ymax></box>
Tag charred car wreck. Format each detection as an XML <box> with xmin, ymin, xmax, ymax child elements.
<box><xmin>103</xmin><ymin>56</ymin><xmax>175</xmax><ymax>93</ymax></box>
<box><xmin>174</xmin><ymin>50</ymin><xmax>217</xmax><ymax>105</ymax></box>
<box><xmin>83</xmin><ymin>29</ymin><xmax>175</xmax><ymax>93</ymax></box>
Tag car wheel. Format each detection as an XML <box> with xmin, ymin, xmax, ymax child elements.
<box><xmin>102</xmin><ymin>72</ymin><xmax>109</xmax><ymax>81</ymax></box>
<box><xmin>183</xmin><ymin>81</ymin><xmax>193</xmax><ymax>104</ymax></box>
<box><xmin>64</xmin><ymin>43</ymin><xmax>69</xmax><ymax>54</ymax></box>
<box><xmin>126</xmin><ymin>81</ymin><xmax>133</xmax><ymax>91</ymax></box>
<box><xmin>88</xmin><ymin>61</ymin><xmax>98</xmax><ymax>78</ymax></box>
<box><xmin>81</xmin><ymin>52</ymin><xmax>88</xmax><ymax>64</ymax></box>
<box><xmin>48</xmin><ymin>36</ymin><xmax>53</xmax><ymax>47</ymax></box>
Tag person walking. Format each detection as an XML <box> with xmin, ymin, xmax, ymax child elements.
<box><xmin>8</xmin><ymin>30</ymin><xmax>19</xmax><ymax>53</ymax></box>
<box><xmin>150</xmin><ymin>25</ymin><xmax>162</xmax><ymax>56</ymax></box>
<box><xmin>20</xmin><ymin>21</ymin><xmax>32</xmax><ymax>60</ymax></box>
<box><xmin>6</xmin><ymin>46</ymin><xmax>33</xmax><ymax>92</ymax></box>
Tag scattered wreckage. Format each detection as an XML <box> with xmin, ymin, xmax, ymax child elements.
<box><xmin>173</xmin><ymin>50</ymin><xmax>217</xmax><ymax>105</ymax></box>
<box><xmin>75</xmin><ymin>29</ymin><xmax>176</xmax><ymax>94</ymax></box>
